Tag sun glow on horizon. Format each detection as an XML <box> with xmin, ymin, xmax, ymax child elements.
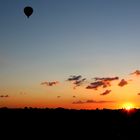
<box><xmin>122</xmin><ymin>103</ymin><xmax>134</xmax><ymax>110</ymax></box>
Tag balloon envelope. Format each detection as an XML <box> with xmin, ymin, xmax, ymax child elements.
<box><xmin>24</xmin><ymin>6</ymin><xmax>33</xmax><ymax>18</ymax></box>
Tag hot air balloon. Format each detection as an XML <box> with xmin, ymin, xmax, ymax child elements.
<box><xmin>24</xmin><ymin>6</ymin><xmax>33</xmax><ymax>18</ymax></box>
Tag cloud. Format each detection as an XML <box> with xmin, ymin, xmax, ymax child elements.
<box><xmin>73</xmin><ymin>78</ymin><xmax>86</xmax><ymax>89</ymax></box>
<box><xmin>72</xmin><ymin>100</ymin><xmax>84</xmax><ymax>104</ymax></box>
<box><xmin>57</xmin><ymin>96</ymin><xmax>61</xmax><ymax>98</ymax></box>
<box><xmin>96</xmin><ymin>100</ymin><xmax>114</xmax><ymax>103</ymax></box>
<box><xmin>73</xmin><ymin>96</ymin><xmax>76</xmax><ymax>98</ymax></box>
<box><xmin>137</xmin><ymin>93</ymin><xmax>140</xmax><ymax>95</ymax></box>
<box><xmin>130</xmin><ymin>70</ymin><xmax>140</xmax><ymax>76</ymax></box>
<box><xmin>86</xmin><ymin>100</ymin><xmax>114</xmax><ymax>103</ymax></box>
<box><xmin>67</xmin><ymin>75</ymin><xmax>86</xmax><ymax>89</ymax></box>
<box><xmin>86</xmin><ymin>81</ymin><xmax>103</xmax><ymax>90</ymax></box>
<box><xmin>41</xmin><ymin>81</ymin><xmax>59</xmax><ymax>86</ymax></box>
<box><xmin>100</xmin><ymin>90</ymin><xmax>111</xmax><ymax>96</ymax></box>
<box><xmin>94</xmin><ymin>77</ymin><xmax>119</xmax><ymax>81</ymax></box>
<box><xmin>86</xmin><ymin>76</ymin><xmax>119</xmax><ymax>90</ymax></box>
<box><xmin>72</xmin><ymin>100</ymin><xmax>114</xmax><ymax>104</ymax></box>
<box><xmin>67</xmin><ymin>75</ymin><xmax>82</xmax><ymax>81</ymax></box>
<box><xmin>118</xmin><ymin>79</ymin><xmax>128</xmax><ymax>87</ymax></box>
<box><xmin>73</xmin><ymin>78</ymin><xmax>86</xmax><ymax>86</ymax></box>
<box><xmin>86</xmin><ymin>81</ymin><xmax>110</xmax><ymax>90</ymax></box>
<box><xmin>0</xmin><ymin>95</ymin><xmax>9</xmax><ymax>98</ymax></box>
<box><xmin>86</xmin><ymin>100</ymin><xmax>96</xmax><ymax>103</ymax></box>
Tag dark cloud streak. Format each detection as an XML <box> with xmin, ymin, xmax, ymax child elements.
<box><xmin>41</xmin><ymin>81</ymin><xmax>59</xmax><ymax>86</ymax></box>
<box><xmin>94</xmin><ymin>77</ymin><xmax>119</xmax><ymax>81</ymax></box>
<box><xmin>67</xmin><ymin>75</ymin><xmax>86</xmax><ymax>89</ymax></box>
<box><xmin>100</xmin><ymin>90</ymin><xmax>111</xmax><ymax>96</ymax></box>
<box><xmin>73</xmin><ymin>100</ymin><xmax>115</xmax><ymax>104</ymax></box>
<box><xmin>86</xmin><ymin>76</ymin><xmax>119</xmax><ymax>90</ymax></box>
<box><xmin>67</xmin><ymin>75</ymin><xmax>82</xmax><ymax>81</ymax></box>
<box><xmin>0</xmin><ymin>95</ymin><xmax>9</xmax><ymax>98</ymax></box>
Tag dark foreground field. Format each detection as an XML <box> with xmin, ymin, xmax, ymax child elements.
<box><xmin>0</xmin><ymin>108</ymin><xmax>140</xmax><ymax>139</ymax></box>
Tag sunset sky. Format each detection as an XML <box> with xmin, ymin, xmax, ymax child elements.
<box><xmin>1</xmin><ymin>0</ymin><xmax>140</xmax><ymax>109</ymax></box>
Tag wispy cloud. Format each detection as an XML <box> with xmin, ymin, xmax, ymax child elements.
<box><xmin>67</xmin><ymin>75</ymin><xmax>82</xmax><ymax>81</ymax></box>
<box><xmin>67</xmin><ymin>75</ymin><xmax>86</xmax><ymax>89</ymax></box>
<box><xmin>130</xmin><ymin>70</ymin><xmax>140</xmax><ymax>76</ymax></box>
<box><xmin>86</xmin><ymin>81</ymin><xmax>111</xmax><ymax>90</ymax></box>
<box><xmin>94</xmin><ymin>77</ymin><xmax>119</xmax><ymax>81</ymax></box>
<box><xmin>73</xmin><ymin>100</ymin><xmax>114</xmax><ymax>104</ymax></box>
<box><xmin>86</xmin><ymin>81</ymin><xmax>106</xmax><ymax>90</ymax></box>
<box><xmin>118</xmin><ymin>79</ymin><xmax>128</xmax><ymax>87</ymax></box>
<box><xmin>41</xmin><ymin>81</ymin><xmax>59</xmax><ymax>86</ymax></box>
<box><xmin>0</xmin><ymin>95</ymin><xmax>9</xmax><ymax>98</ymax></box>
<box><xmin>100</xmin><ymin>90</ymin><xmax>111</xmax><ymax>96</ymax></box>
<box><xmin>73</xmin><ymin>78</ymin><xmax>86</xmax><ymax>89</ymax></box>
<box><xmin>72</xmin><ymin>100</ymin><xmax>84</xmax><ymax>104</ymax></box>
<box><xmin>86</xmin><ymin>76</ymin><xmax>119</xmax><ymax>90</ymax></box>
